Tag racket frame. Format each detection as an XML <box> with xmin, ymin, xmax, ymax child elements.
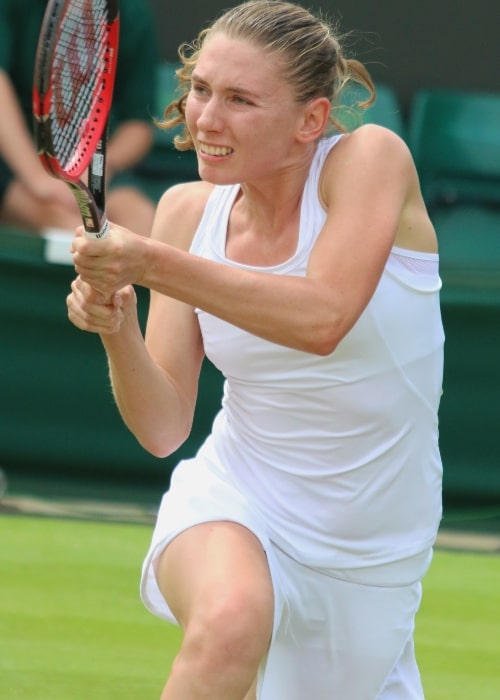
<box><xmin>33</xmin><ymin>0</ymin><xmax>120</xmax><ymax>238</ymax></box>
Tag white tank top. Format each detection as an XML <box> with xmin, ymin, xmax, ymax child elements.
<box><xmin>190</xmin><ymin>135</ymin><xmax>444</xmax><ymax>580</ymax></box>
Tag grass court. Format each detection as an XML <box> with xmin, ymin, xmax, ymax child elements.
<box><xmin>1</xmin><ymin>509</ymin><xmax>499</xmax><ymax>699</ymax></box>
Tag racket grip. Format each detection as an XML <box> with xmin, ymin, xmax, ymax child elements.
<box><xmin>68</xmin><ymin>181</ymin><xmax>109</xmax><ymax>239</ymax></box>
<box><xmin>84</xmin><ymin>218</ymin><xmax>110</xmax><ymax>240</ymax></box>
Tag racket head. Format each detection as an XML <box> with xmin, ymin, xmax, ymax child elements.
<box><xmin>33</xmin><ymin>0</ymin><xmax>119</xmax><ymax>183</ymax></box>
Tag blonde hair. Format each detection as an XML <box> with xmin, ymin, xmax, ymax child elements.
<box><xmin>160</xmin><ymin>0</ymin><xmax>375</xmax><ymax>151</ymax></box>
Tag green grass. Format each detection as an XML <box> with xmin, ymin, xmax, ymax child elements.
<box><xmin>0</xmin><ymin>515</ymin><xmax>181</xmax><ymax>700</ymax></box>
<box><xmin>1</xmin><ymin>515</ymin><xmax>499</xmax><ymax>699</ymax></box>
<box><xmin>416</xmin><ymin>549</ymin><xmax>500</xmax><ymax>699</ymax></box>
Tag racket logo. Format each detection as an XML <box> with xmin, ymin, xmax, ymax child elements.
<box><xmin>53</xmin><ymin>0</ymin><xmax>106</xmax><ymax>132</ymax></box>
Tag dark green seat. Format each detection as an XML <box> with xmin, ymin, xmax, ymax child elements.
<box><xmin>408</xmin><ymin>89</ymin><xmax>500</xmax><ymax>206</ymax></box>
<box><xmin>407</xmin><ymin>89</ymin><xmax>500</xmax><ymax>268</ymax></box>
<box><xmin>335</xmin><ymin>82</ymin><xmax>406</xmax><ymax>138</ymax></box>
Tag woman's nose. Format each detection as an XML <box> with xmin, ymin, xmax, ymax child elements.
<box><xmin>197</xmin><ymin>96</ymin><xmax>223</xmax><ymax>132</ymax></box>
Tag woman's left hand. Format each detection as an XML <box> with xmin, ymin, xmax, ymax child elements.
<box><xmin>67</xmin><ymin>275</ymin><xmax>137</xmax><ymax>335</ymax></box>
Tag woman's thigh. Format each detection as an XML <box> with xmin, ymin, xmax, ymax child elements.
<box><xmin>155</xmin><ymin>520</ymin><xmax>275</xmax><ymax>648</ymax></box>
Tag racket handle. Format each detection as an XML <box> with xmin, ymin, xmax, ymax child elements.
<box><xmin>85</xmin><ymin>217</ymin><xmax>110</xmax><ymax>240</ymax></box>
<box><xmin>85</xmin><ymin>221</ymin><xmax>109</xmax><ymax>241</ymax></box>
<box><xmin>86</xmin><ymin>132</ymin><xmax>108</xmax><ymax>239</ymax></box>
<box><xmin>68</xmin><ymin>181</ymin><xmax>109</xmax><ymax>239</ymax></box>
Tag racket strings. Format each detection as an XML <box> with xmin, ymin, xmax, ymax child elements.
<box><xmin>50</xmin><ymin>0</ymin><xmax>111</xmax><ymax>171</ymax></box>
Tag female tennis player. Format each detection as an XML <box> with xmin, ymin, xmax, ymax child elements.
<box><xmin>67</xmin><ymin>2</ymin><xmax>444</xmax><ymax>698</ymax></box>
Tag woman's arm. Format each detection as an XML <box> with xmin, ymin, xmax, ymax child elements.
<box><xmin>102</xmin><ymin>284</ymin><xmax>204</xmax><ymax>458</ymax></box>
<box><xmin>68</xmin><ymin>184</ymin><xmax>212</xmax><ymax>457</ymax></box>
<box><xmin>72</xmin><ymin>127</ymin><xmax>422</xmax><ymax>356</ymax></box>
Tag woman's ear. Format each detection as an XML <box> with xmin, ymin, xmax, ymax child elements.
<box><xmin>296</xmin><ymin>97</ymin><xmax>331</xmax><ymax>143</ymax></box>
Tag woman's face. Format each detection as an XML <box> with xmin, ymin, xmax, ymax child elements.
<box><xmin>185</xmin><ymin>34</ymin><xmax>308</xmax><ymax>185</ymax></box>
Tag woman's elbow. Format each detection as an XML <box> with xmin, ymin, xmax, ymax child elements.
<box><xmin>136</xmin><ymin>418</ymin><xmax>193</xmax><ymax>459</ymax></box>
<box><xmin>301</xmin><ymin>316</ymin><xmax>345</xmax><ymax>356</ymax></box>
<box><xmin>305</xmin><ymin>335</ymin><xmax>339</xmax><ymax>356</ymax></box>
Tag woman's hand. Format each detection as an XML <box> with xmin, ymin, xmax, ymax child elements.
<box><xmin>67</xmin><ymin>275</ymin><xmax>137</xmax><ymax>335</ymax></box>
<box><xmin>71</xmin><ymin>224</ymin><xmax>148</xmax><ymax>298</ymax></box>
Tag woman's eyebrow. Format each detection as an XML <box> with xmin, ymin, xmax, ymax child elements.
<box><xmin>191</xmin><ymin>71</ymin><xmax>260</xmax><ymax>99</ymax></box>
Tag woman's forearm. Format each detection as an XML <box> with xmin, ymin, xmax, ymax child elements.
<box><xmin>101</xmin><ymin>318</ymin><xmax>195</xmax><ymax>458</ymax></box>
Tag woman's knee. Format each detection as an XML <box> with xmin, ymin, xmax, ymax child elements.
<box><xmin>189</xmin><ymin>581</ymin><xmax>273</xmax><ymax>666</ymax></box>
<box><xmin>153</xmin><ymin>521</ymin><xmax>274</xmax><ymax>679</ymax></box>
<box><xmin>169</xmin><ymin>585</ymin><xmax>271</xmax><ymax>693</ymax></box>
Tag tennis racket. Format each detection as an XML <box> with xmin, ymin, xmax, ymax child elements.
<box><xmin>33</xmin><ymin>0</ymin><xmax>120</xmax><ymax>239</ymax></box>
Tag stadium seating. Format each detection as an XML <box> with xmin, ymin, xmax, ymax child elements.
<box><xmin>408</xmin><ymin>88</ymin><xmax>500</xmax><ymax>207</ymax></box>
<box><xmin>407</xmin><ymin>88</ymin><xmax>500</xmax><ymax>296</ymax></box>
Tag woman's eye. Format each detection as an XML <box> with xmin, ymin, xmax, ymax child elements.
<box><xmin>192</xmin><ymin>84</ymin><xmax>208</xmax><ymax>95</ymax></box>
<box><xmin>232</xmin><ymin>95</ymin><xmax>251</xmax><ymax>105</ymax></box>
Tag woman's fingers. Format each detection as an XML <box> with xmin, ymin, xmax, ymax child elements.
<box><xmin>67</xmin><ymin>276</ymin><xmax>124</xmax><ymax>334</ymax></box>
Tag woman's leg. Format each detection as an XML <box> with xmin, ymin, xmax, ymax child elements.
<box><xmin>154</xmin><ymin>521</ymin><xmax>274</xmax><ymax>700</ymax></box>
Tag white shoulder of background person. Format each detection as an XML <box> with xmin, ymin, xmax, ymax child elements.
<box><xmin>152</xmin><ymin>181</ymin><xmax>215</xmax><ymax>250</ymax></box>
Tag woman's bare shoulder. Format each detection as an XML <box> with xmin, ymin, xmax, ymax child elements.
<box><xmin>157</xmin><ymin>181</ymin><xmax>215</xmax><ymax>222</ymax></box>
<box><xmin>152</xmin><ymin>180</ymin><xmax>215</xmax><ymax>248</ymax></box>
<box><xmin>320</xmin><ymin>124</ymin><xmax>416</xmax><ymax>203</ymax></box>
<box><xmin>338</xmin><ymin>123</ymin><xmax>411</xmax><ymax>161</ymax></box>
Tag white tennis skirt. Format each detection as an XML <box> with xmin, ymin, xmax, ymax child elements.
<box><xmin>140</xmin><ymin>456</ymin><xmax>427</xmax><ymax>699</ymax></box>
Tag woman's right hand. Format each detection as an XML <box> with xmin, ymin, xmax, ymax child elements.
<box><xmin>67</xmin><ymin>275</ymin><xmax>137</xmax><ymax>335</ymax></box>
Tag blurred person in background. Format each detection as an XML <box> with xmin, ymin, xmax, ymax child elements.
<box><xmin>0</xmin><ymin>0</ymin><xmax>159</xmax><ymax>238</ymax></box>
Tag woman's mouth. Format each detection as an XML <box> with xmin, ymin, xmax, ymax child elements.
<box><xmin>199</xmin><ymin>143</ymin><xmax>234</xmax><ymax>157</ymax></box>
